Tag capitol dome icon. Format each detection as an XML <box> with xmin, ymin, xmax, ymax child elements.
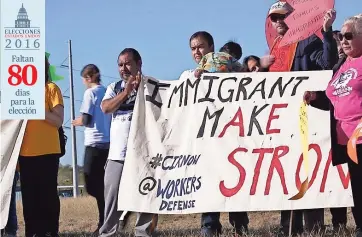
<box><xmin>15</xmin><ymin>3</ymin><xmax>31</xmax><ymax>28</ymax></box>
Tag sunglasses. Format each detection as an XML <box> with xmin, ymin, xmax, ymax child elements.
<box><xmin>270</xmin><ymin>14</ymin><xmax>286</xmax><ymax>23</ymax></box>
<box><xmin>338</xmin><ymin>32</ymin><xmax>354</xmax><ymax>41</ymax></box>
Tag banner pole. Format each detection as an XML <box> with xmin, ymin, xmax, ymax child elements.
<box><xmin>288</xmin><ymin>210</ymin><xmax>293</xmax><ymax>237</ymax></box>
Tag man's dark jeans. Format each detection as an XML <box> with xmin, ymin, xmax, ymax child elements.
<box><xmin>201</xmin><ymin>212</ymin><xmax>249</xmax><ymax>236</ymax></box>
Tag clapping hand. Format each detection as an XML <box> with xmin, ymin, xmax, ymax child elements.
<box><xmin>125</xmin><ymin>71</ymin><xmax>141</xmax><ymax>95</ymax></box>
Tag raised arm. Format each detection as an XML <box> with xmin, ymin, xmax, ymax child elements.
<box><xmin>308</xmin><ymin>9</ymin><xmax>338</xmax><ymax>69</ymax></box>
<box><xmin>308</xmin><ymin>29</ymin><xmax>338</xmax><ymax>70</ymax></box>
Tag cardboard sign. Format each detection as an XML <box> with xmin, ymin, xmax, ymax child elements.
<box><xmin>281</xmin><ymin>0</ymin><xmax>335</xmax><ymax>47</ymax></box>
<box><xmin>265</xmin><ymin>10</ymin><xmax>279</xmax><ymax>50</ymax></box>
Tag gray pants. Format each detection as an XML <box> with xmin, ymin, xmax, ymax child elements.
<box><xmin>99</xmin><ymin>160</ymin><xmax>158</xmax><ymax>237</ymax></box>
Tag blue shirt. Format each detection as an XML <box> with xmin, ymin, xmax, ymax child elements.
<box><xmin>80</xmin><ymin>85</ymin><xmax>111</xmax><ymax>146</ymax></box>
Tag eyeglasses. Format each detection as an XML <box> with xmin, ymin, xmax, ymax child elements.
<box><xmin>270</xmin><ymin>14</ymin><xmax>286</xmax><ymax>23</ymax></box>
<box><xmin>338</xmin><ymin>32</ymin><xmax>354</xmax><ymax>41</ymax></box>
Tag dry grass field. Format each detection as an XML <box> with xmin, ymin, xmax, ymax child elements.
<box><xmin>15</xmin><ymin>196</ymin><xmax>357</xmax><ymax>236</ymax></box>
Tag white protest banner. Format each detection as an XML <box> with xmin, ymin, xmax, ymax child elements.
<box><xmin>118</xmin><ymin>71</ymin><xmax>354</xmax><ymax>214</ymax></box>
<box><xmin>0</xmin><ymin>120</ymin><xmax>27</xmax><ymax>228</ymax></box>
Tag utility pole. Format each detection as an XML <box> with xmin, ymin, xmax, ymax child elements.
<box><xmin>68</xmin><ymin>40</ymin><xmax>79</xmax><ymax>197</ymax></box>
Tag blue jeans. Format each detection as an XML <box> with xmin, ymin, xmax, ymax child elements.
<box><xmin>201</xmin><ymin>212</ymin><xmax>249</xmax><ymax>236</ymax></box>
<box><xmin>5</xmin><ymin>171</ymin><xmax>19</xmax><ymax>235</ymax></box>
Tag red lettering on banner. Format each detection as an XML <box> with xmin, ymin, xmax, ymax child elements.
<box><xmin>337</xmin><ymin>165</ymin><xmax>350</xmax><ymax>189</ymax></box>
<box><xmin>320</xmin><ymin>151</ymin><xmax>350</xmax><ymax>192</ymax></box>
<box><xmin>265</xmin><ymin>146</ymin><xmax>289</xmax><ymax>195</ymax></box>
<box><xmin>266</xmin><ymin>103</ymin><xmax>288</xmax><ymax>134</ymax></box>
<box><xmin>295</xmin><ymin>144</ymin><xmax>322</xmax><ymax>190</ymax></box>
<box><xmin>320</xmin><ymin>150</ymin><xmax>332</xmax><ymax>192</ymax></box>
<box><xmin>219</xmin><ymin>147</ymin><xmax>247</xmax><ymax>197</ymax></box>
<box><xmin>219</xmin><ymin>107</ymin><xmax>244</xmax><ymax>138</ymax></box>
<box><xmin>219</xmin><ymin>144</ymin><xmax>350</xmax><ymax>198</ymax></box>
<box><xmin>250</xmin><ymin>148</ymin><xmax>274</xmax><ymax>195</ymax></box>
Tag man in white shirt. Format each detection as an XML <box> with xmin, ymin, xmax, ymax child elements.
<box><xmin>99</xmin><ymin>48</ymin><xmax>158</xmax><ymax>237</ymax></box>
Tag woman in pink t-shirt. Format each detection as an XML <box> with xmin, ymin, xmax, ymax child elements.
<box><xmin>304</xmin><ymin>15</ymin><xmax>362</xmax><ymax>236</ymax></box>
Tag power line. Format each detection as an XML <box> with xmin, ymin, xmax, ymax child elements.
<box><xmin>59</xmin><ymin>57</ymin><xmax>69</xmax><ymax>67</ymax></box>
<box><xmin>55</xmin><ymin>58</ymin><xmax>116</xmax><ymax>101</ymax></box>
<box><xmin>64</xmin><ymin>117</ymin><xmax>71</xmax><ymax>125</ymax></box>
<box><xmin>63</xmin><ymin>95</ymin><xmax>82</xmax><ymax>103</ymax></box>
<box><xmin>57</xmin><ymin>65</ymin><xmax>119</xmax><ymax>81</ymax></box>
<box><xmin>62</xmin><ymin>87</ymin><xmax>70</xmax><ymax>95</ymax></box>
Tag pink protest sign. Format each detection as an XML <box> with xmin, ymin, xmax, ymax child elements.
<box><xmin>281</xmin><ymin>0</ymin><xmax>335</xmax><ymax>47</ymax></box>
<box><xmin>265</xmin><ymin>0</ymin><xmax>334</xmax><ymax>49</ymax></box>
<box><xmin>265</xmin><ymin>12</ymin><xmax>278</xmax><ymax>50</ymax></box>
